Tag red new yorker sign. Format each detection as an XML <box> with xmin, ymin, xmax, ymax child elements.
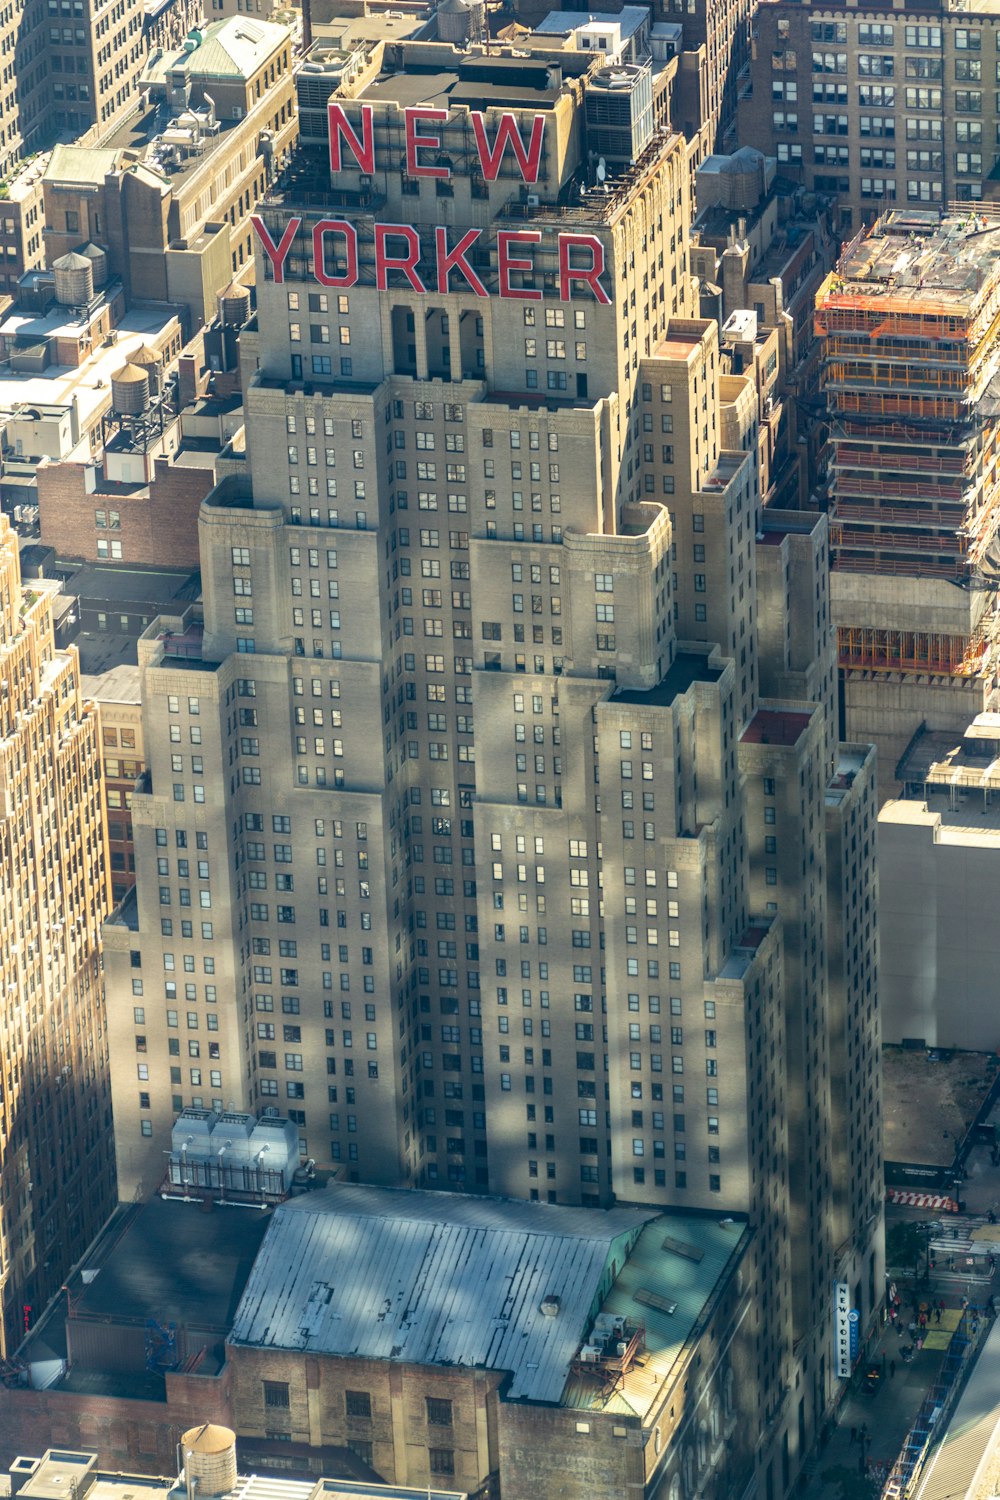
<box><xmin>251</xmin><ymin>104</ymin><xmax>611</xmax><ymax>304</ymax></box>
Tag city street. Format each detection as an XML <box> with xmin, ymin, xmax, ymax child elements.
<box><xmin>803</xmin><ymin>1312</ymin><xmax>952</xmax><ymax>1499</ymax></box>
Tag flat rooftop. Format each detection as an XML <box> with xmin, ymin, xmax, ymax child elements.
<box><xmin>68</xmin><ymin>1198</ymin><xmax>270</xmax><ymax>1330</ymax></box>
<box><xmin>719</xmin><ymin>919</ymin><xmax>776</xmax><ymax>980</ymax></box>
<box><xmin>361</xmin><ymin>49</ymin><xmax>564</xmax><ymax>110</ymax></box>
<box><xmin>81</xmin><ymin>662</ymin><xmax>142</xmax><ymax>703</ymax></box>
<box><xmin>0</xmin><ymin>1456</ymin><xmax>467</xmax><ymax>1500</ymax></box>
<box><xmin>826</xmin><ymin>747</ymin><xmax>869</xmax><ymax>805</ymax></box>
<box><xmin>831</xmin><ymin>209</ymin><xmax>1000</xmax><ymax>314</ymax></box>
<box><xmin>758</xmin><ymin>510</ymin><xmax>822</xmax><ymax>546</ymax></box>
<box><xmin>882</xmin><ymin>1046</ymin><xmax>998</xmax><ymax>1168</ymax></box>
<box><xmin>740</xmin><ymin>706</ymin><xmax>813</xmax><ymax>747</ymax></box>
<box><xmin>61</xmin><ymin>562</ymin><xmax>200</xmax><ymax>606</ymax></box>
<box><xmin>98</xmin><ymin>108</ymin><xmax>245</xmax><ymax>195</ymax></box>
<box><xmin>613</xmin><ymin>650</ymin><xmax>724</xmax><ymax>708</ymax></box>
<box><xmin>0</xmin><ymin>303</ymin><xmax>180</xmax><ymax>441</ymax></box>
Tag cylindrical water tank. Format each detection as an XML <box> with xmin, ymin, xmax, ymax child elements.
<box><xmin>52</xmin><ymin>251</ymin><xmax>94</xmax><ymax>306</ymax></box>
<box><xmin>131</xmin><ymin>345</ymin><xmax>162</xmax><ymax>395</ymax></box>
<box><xmin>219</xmin><ymin>284</ymin><xmax>251</xmax><ymax>327</ymax></box>
<box><xmin>181</xmin><ymin>1425</ymin><xmax>237</xmax><ymax>1498</ymax></box>
<box><xmin>78</xmin><ymin>242</ymin><xmax>108</xmax><ymax>288</ymax></box>
<box><xmin>111</xmin><ymin>363</ymin><xmax>150</xmax><ymax>414</ymax></box>
<box><xmin>436</xmin><ymin>0</ymin><xmax>473</xmax><ymax>42</ymax></box>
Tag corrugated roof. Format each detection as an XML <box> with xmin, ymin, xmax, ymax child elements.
<box><xmin>229</xmin><ymin>1184</ymin><xmax>652</xmax><ymax>1403</ymax></box>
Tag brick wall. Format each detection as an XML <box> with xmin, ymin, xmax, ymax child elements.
<box><xmin>37</xmin><ymin>457</ymin><xmax>213</xmax><ymax>567</ymax></box>
<box><xmin>0</xmin><ymin>1366</ymin><xmax>233</xmax><ymax>1472</ymax></box>
<box><xmin>229</xmin><ymin>1346</ymin><xmax>501</xmax><ymax>1495</ymax></box>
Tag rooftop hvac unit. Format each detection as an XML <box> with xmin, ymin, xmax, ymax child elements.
<box><xmin>579</xmin><ymin>1344</ymin><xmax>602</xmax><ymax>1363</ymax></box>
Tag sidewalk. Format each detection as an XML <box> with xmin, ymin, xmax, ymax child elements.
<box><xmin>802</xmin><ymin>1292</ymin><xmax>975</xmax><ymax>1500</ymax></box>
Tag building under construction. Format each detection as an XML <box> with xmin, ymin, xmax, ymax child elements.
<box><xmin>815</xmin><ymin>208</ymin><xmax>1000</xmax><ymax>795</ymax></box>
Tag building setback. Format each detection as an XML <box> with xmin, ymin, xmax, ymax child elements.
<box><xmin>103</xmin><ymin>41</ymin><xmax>883</xmax><ymax>1497</ymax></box>
<box><xmin>0</xmin><ymin>515</ymin><xmax>114</xmax><ymax>1356</ymax></box>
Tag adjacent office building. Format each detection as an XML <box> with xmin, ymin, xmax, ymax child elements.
<box><xmin>0</xmin><ymin>515</ymin><xmax>114</xmax><ymax>1356</ymax></box>
<box><xmin>104</xmin><ymin>40</ymin><xmax>883</xmax><ymax>1493</ymax></box>
<box><xmin>740</xmin><ymin>0</ymin><xmax>1000</xmax><ymax>233</ymax></box>
<box><xmin>0</xmin><ymin>0</ymin><xmax>145</xmax><ymax>184</ymax></box>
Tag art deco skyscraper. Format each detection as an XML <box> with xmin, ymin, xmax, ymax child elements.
<box><xmin>105</xmin><ymin>41</ymin><xmax>882</xmax><ymax>1491</ymax></box>
<box><xmin>0</xmin><ymin>516</ymin><xmax>114</xmax><ymax>1357</ymax></box>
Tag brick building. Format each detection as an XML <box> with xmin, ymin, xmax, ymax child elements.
<box><xmin>0</xmin><ymin>1186</ymin><xmax>756</xmax><ymax>1500</ymax></box>
<box><xmin>37</xmin><ymin>454</ymin><xmax>215</xmax><ymax>569</ymax></box>
<box><xmin>739</xmin><ymin>0</ymin><xmax>1000</xmax><ymax>233</ymax></box>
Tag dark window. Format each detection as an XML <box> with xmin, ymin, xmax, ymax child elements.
<box><xmin>263</xmin><ymin>1381</ymin><xmax>290</xmax><ymax>1409</ymax></box>
<box><xmin>426</xmin><ymin>1397</ymin><xmax>453</xmax><ymax>1426</ymax></box>
<box><xmin>429</xmin><ymin>1449</ymin><xmax>455</xmax><ymax>1475</ymax></box>
<box><xmin>345</xmin><ymin>1389</ymin><xmax>372</xmax><ymax>1420</ymax></box>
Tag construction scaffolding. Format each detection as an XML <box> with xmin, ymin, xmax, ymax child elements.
<box><xmin>817</xmin><ymin>213</ymin><xmax>1000</xmax><ymax>673</ymax></box>
<box><xmin>837</xmin><ymin>625</ymin><xmax>988</xmax><ymax>676</ymax></box>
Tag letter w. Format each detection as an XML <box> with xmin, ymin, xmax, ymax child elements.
<box><xmin>471</xmin><ymin>113</ymin><xmax>545</xmax><ymax>183</ymax></box>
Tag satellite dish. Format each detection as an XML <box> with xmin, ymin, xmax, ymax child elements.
<box><xmin>596</xmin><ymin>157</ymin><xmax>607</xmax><ymax>182</ymax></box>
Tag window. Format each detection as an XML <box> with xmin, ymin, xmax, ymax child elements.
<box><xmin>426</xmin><ymin>1398</ymin><xmax>453</xmax><ymax>1426</ymax></box>
<box><xmin>345</xmin><ymin>1390</ymin><xmax>372</xmax><ymax>1419</ymax></box>
<box><xmin>429</xmin><ymin>1450</ymin><xmax>455</xmax><ymax>1476</ymax></box>
<box><xmin>263</xmin><ymin>1381</ymin><xmax>290</xmax><ymax>1409</ymax></box>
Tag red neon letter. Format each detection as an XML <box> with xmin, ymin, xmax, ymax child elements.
<box><xmin>558</xmin><ymin>233</ymin><xmax>611</xmax><ymax>304</ymax></box>
<box><xmin>405</xmin><ymin>107</ymin><xmax>450</xmax><ymax>178</ymax></box>
<box><xmin>435</xmin><ymin>227</ymin><xmax>487</xmax><ymax>298</ymax></box>
<box><xmin>471</xmin><ymin>112</ymin><xmax>546</xmax><ymax>183</ymax></box>
<box><xmin>375</xmin><ymin>224</ymin><xmax>426</xmax><ymax>293</ymax></box>
<box><xmin>251</xmin><ymin>214</ymin><xmax>300</xmax><ymax>285</ymax></box>
<box><xmin>497</xmin><ymin>230</ymin><xmax>541</xmax><ymax>301</ymax></box>
<box><xmin>313</xmin><ymin>220</ymin><xmax>358</xmax><ymax>289</ymax></box>
<box><xmin>328</xmin><ymin>102</ymin><xmax>374</xmax><ymax>174</ymax></box>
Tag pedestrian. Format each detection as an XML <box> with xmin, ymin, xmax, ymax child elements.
<box><xmin>935</xmin><ymin>1307</ymin><xmax>942</xmax><ymax>1324</ymax></box>
<box><xmin>890</xmin><ymin>1360</ymin><xmax>896</xmax><ymax>1378</ymax></box>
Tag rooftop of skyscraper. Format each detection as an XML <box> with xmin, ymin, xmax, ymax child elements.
<box><xmin>827</xmin><ymin>208</ymin><xmax>1000</xmax><ymax>314</ymax></box>
<box><xmin>613</xmin><ymin>650</ymin><xmax>725</xmax><ymax>708</ymax></box>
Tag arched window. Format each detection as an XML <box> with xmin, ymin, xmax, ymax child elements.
<box><xmin>697</xmin><ymin>1421</ymin><xmax>709</xmax><ymax>1471</ymax></box>
<box><xmin>710</xmin><ymin>1398</ymin><xmax>721</xmax><ymax>1443</ymax></box>
<box><xmin>683</xmin><ymin>1446</ymin><xmax>695</xmax><ymax>1496</ymax></box>
<box><xmin>669</xmin><ymin>1472</ymin><xmax>681</xmax><ymax>1500</ymax></box>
